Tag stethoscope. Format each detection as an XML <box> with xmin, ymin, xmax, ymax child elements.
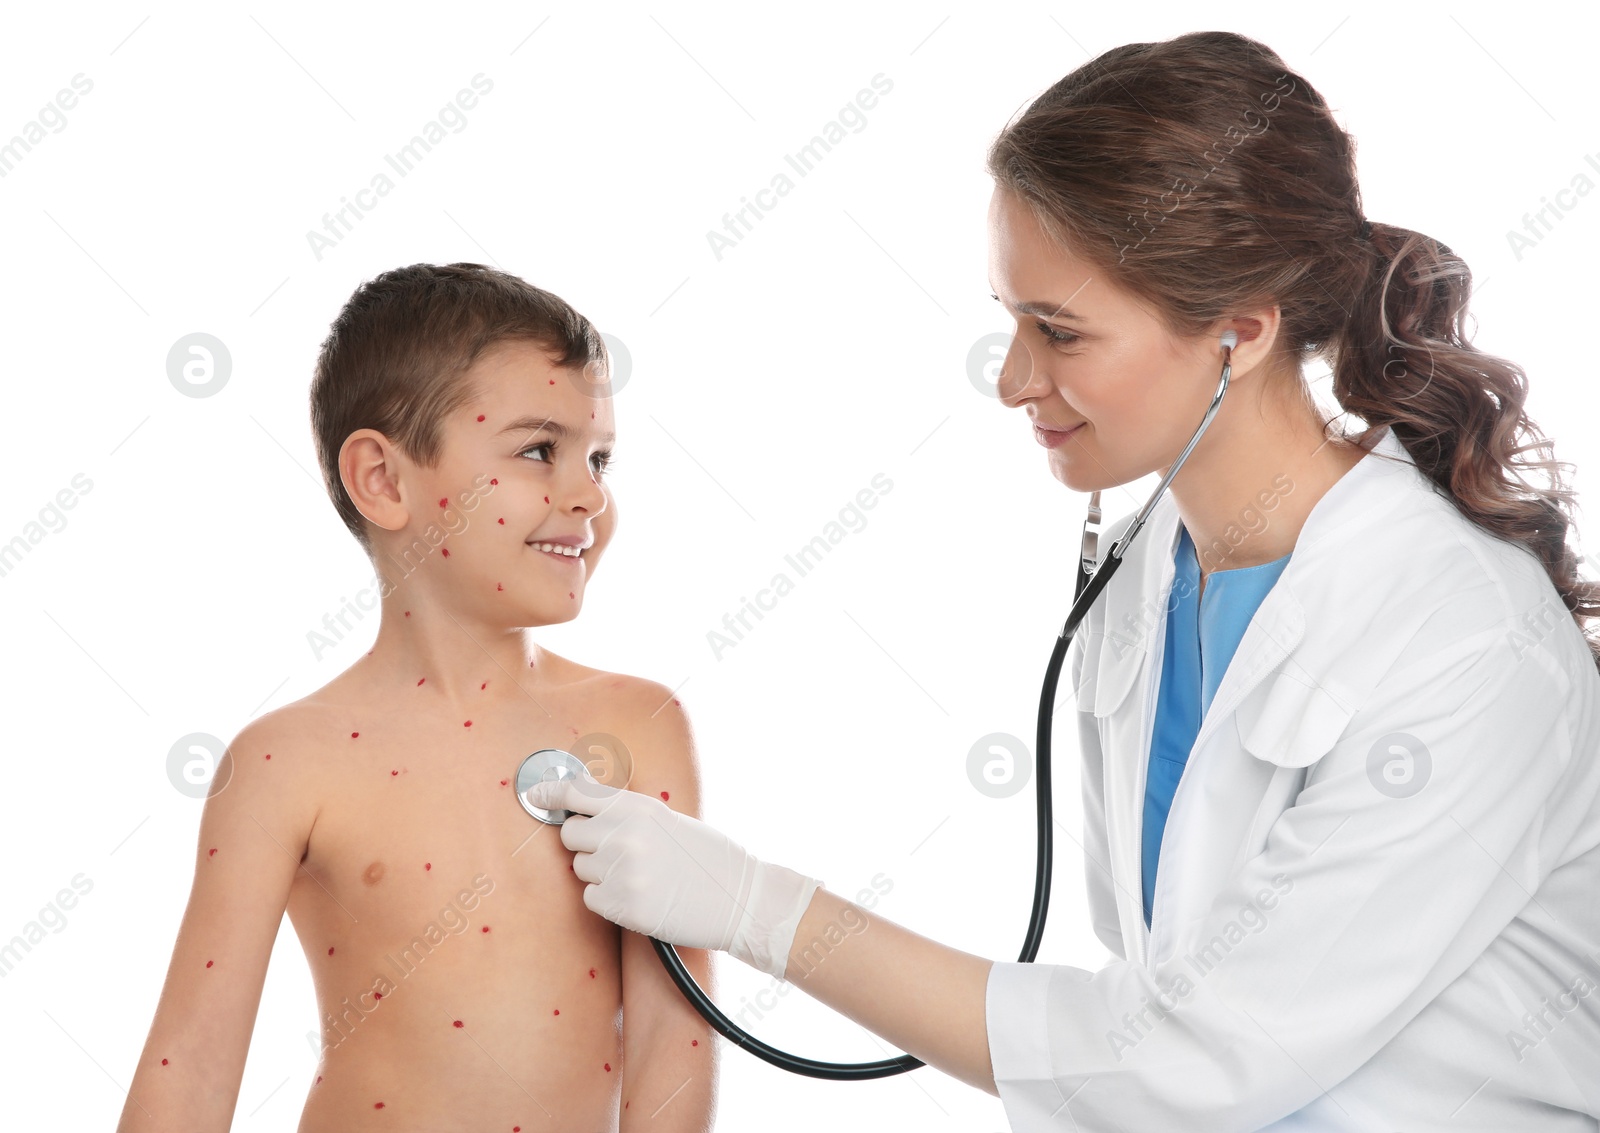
<box><xmin>513</xmin><ymin>331</ymin><xmax>1238</xmax><ymax>1079</ymax></box>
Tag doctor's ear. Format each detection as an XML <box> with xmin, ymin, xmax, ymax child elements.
<box><xmin>1212</xmin><ymin>307</ymin><xmax>1283</xmax><ymax>378</ymax></box>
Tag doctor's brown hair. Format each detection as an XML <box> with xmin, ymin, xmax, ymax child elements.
<box><xmin>987</xmin><ymin>29</ymin><xmax>1600</xmax><ymax>671</ymax></box>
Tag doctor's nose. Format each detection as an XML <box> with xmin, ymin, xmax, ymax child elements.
<box><xmin>995</xmin><ymin>336</ymin><xmax>1045</xmax><ymax>408</ymax></box>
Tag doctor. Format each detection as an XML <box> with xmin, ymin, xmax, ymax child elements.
<box><xmin>530</xmin><ymin>30</ymin><xmax>1600</xmax><ymax>1131</ymax></box>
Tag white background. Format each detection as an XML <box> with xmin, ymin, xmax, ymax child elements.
<box><xmin>1</xmin><ymin>1</ymin><xmax>1596</xmax><ymax>1129</ymax></box>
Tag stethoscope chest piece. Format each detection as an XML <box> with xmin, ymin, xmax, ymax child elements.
<box><xmin>515</xmin><ymin>748</ymin><xmax>589</xmax><ymax>825</ymax></box>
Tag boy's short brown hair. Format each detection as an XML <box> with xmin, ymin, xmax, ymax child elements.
<box><xmin>309</xmin><ymin>262</ymin><xmax>606</xmax><ymax>555</ymax></box>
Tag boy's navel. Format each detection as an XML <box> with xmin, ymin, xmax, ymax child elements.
<box><xmin>362</xmin><ymin>861</ymin><xmax>386</xmax><ymax>886</ymax></box>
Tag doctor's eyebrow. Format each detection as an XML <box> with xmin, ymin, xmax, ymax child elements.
<box><xmin>989</xmin><ymin>291</ymin><xmax>1090</xmax><ymax>322</ymax></box>
<box><xmin>497</xmin><ymin>416</ymin><xmax>617</xmax><ymax>444</ymax></box>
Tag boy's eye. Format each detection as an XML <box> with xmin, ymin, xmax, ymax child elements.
<box><xmin>518</xmin><ymin>441</ymin><xmax>617</xmax><ymax>476</ymax></box>
<box><xmin>1034</xmin><ymin>320</ymin><xmax>1080</xmax><ymax>346</ymax></box>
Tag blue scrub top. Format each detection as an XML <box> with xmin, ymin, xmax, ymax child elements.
<box><xmin>1141</xmin><ymin>524</ymin><xmax>1293</xmax><ymax>929</ymax></box>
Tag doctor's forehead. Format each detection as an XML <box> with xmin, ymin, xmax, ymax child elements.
<box><xmin>986</xmin><ymin>190</ymin><xmax>1098</xmax><ymax>317</ymax></box>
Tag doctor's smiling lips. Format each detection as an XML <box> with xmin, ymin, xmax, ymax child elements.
<box><xmin>1033</xmin><ymin>421</ymin><xmax>1085</xmax><ymax>448</ymax></box>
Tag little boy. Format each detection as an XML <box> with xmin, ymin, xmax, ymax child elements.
<box><xmin>118</xmin><ymin>264</ymin><xmax>716</xmax><ymax>1131</ymax></box>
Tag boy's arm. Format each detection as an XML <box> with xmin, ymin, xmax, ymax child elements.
<box><xmin>617</xmin><ymin>683</ymin><xmax>717</xmax><ymax>1133</ymax></box>
<box><xmin>117</xmin><ymin>712</ymin><xmax>318</xmax><ymax>1132</ymax></box>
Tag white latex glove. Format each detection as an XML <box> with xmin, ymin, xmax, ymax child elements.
<box><xmin>525</xmin><ymin>776</ymin><xmax>823</xmax><ymax>981</ymax></box>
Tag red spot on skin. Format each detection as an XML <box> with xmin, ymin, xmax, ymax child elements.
<box><xmin>589</xmin><ymin>968</ymin><xmax>597</xmax><ymax>978</ymax></box>
<box><xmin>205</xmin><ymin>960</ymin><xmax>213</xmax><ymax>968</ymax></box>
<box><xmin>553</xmin><ymin>1008</ymin><xmax>560</xmax><ymax>1016</ymax></box>
<box><xmin>497</xmin><ymin>517</ymin><xmax>504</xmax><ymax>524</ymax></box>
<box><xmin>417</xmin><ymin>678</ymin><xmax>425</xmax><ymax>686</ymax></box>
<box><xmin>464</xmin><ymin>720</ymin><xmax>472</xmax><ymax>727</ymax></box>
<box><xmin>439</xmin><ymin>498</ymin><xmax>448</xmax><ymax>508</ymax></box>
<box><xmin>391</xmin><ymin>770</ymin><xmax>398</xmax><ymax>776</ymax></box>
<box><xmin>568</xmin><ymin>591</ymin><xmax>574</xmax><ymax>599</ymax></box>
<box><xmin>692</xmin><ymin>1039</ymin><xmax>699</xmax><ymax>1046</ymax></box>
<box><xmin>442</xmin><ymin>548</ymin><xmax>450</xmax><ymax>557</ymax></box>
<box><xmin>453</xmin><ymin>1019</ymin><xmax>464</xmax><ymax>1028</ymax></box>
<box><xmin>477</xmin><ymin>414</ymin><xmax>486</xmax><ymax>422</ymax></box>
<box><xmin>375</xmin><ymin>1101</ymin><xmax>385</xmax><ymax>1109</ymax></box>
<box><xmin>161</xmin><ymin>1058</ymin><xmax>168</xmax><ymax>1066</ymax></box>
<box><xmin>569</xmin><ymin>862</ymin><xmax>574</xmax><ymax>872</ymax></box>
<box><xmin>673</xmin><ymin>698</ymin><xmax>681</xmax><ymax>706</ymax></box>
<box><xmin>515</xmin><ymin>1127</ymin><xmax>522</xmax><ymax>1132</ymax></box>
<box><xmin>499</xmin><ymin>778</ymin><xmax>508</xmax><ymax>787</ymax></box>
<box><xmin>482</xmin><ymin>926</ymin><xmax>491</xmax><ymax>933</ymax></box>
<box><xmin>352</xmin><ymin>732</ymin><xmax>360</xmax><ymax>739</ymax></box>
<box><xmin>490</xmin><ymin>478</ymin><xmax>498</xmax><ymax>485</ymax></box>
<box><xmin>208</xmin><ymin>848</ymin><xmax>216</xmax><ymax>857</ymax></box>
<box><xmin>425</xmin><ymin>862</ymin><xmax>432</xmax><ymax>871</ymax></box>
<box><xmin>404</xmin><ymin>610</ymin><xmax>410</xmax><ymax>617</ymax></box>
<box><xmin>660</xmin><ymin>790</ymin><xmax>670</xmax><ymax>801</ymax></box>
<box><xmin>328</xmin><ymin>946</ymin><xmax>335</xmax><ymax>955</ymax></box>
<box><xmin>548</xmin><ymin>379</ymin><xmax>555</xmax><ymax>385</ymax></box>
<box><xmin>604</xmin><ymin>1062</ymin><xmax>611</xmax><ymax>1072</ymax></box>
<box><xmin>316</xmin><ymin>1076</ymin><xmax>322</xmax><ymax>1084</ymax></box>
<box><xmin>496</xmin><ymin>582</ymin><xmax>504</xmax><ymax>591</ymax></box>
<box><xmin>264</xmin><ymin>753</ymin><xmax>271</xmax><ymax>760</ymax></box>
<box><xmin>374</xmin><ymin>992</ymin><xmax>383</xmax><ymax>1000</ymax></box>
<box><xmin>543</xmin><ymin>496</ymin><xmax>549</xmax><ymax>503</ymax></box>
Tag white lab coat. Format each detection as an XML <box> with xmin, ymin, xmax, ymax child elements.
<box><xmin>985</xmin><ymin>425</ymin><xmax>1600</xmax><ymax>1131</ymax></box>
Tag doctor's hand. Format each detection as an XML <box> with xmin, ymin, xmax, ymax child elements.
<box><xmin>525</xmin><ymin>777</ymin><xmax>824</xmax><ymax>981</ymax></box>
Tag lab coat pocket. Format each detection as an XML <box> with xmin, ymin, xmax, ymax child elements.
<box><xmin>1075</xmin><ymin>624</ymin><xmax>1143</xmax><ymax>719</ymax></box>
<box><xmin>1234</xmin><ymin>668</ymin><xmax>1360</xmax><ymax>768</ymax></box>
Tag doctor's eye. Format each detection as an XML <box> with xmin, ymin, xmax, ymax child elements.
<box><xmin>1035</xmin><ymin>321</ymin><xmax>1080</xmax><ymax>347</ymax></box>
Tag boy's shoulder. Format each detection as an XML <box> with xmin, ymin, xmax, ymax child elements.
<box><xmin>539</xmin><ymin>651</ymin><xmax>704</xmax><ymax>806</ymax></box>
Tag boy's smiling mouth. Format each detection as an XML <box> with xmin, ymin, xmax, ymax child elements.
<box><xmin>526</xmin><ymin>536</ymin><xmax>590</xmax><ymax>563</ymax></box>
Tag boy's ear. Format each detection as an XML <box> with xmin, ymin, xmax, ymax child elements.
<box><xmin>340</xmin><ymin>429</ymin><xmax>410</xmax><ymax>534</ymax></box>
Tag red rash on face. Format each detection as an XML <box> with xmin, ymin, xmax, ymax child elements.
<box><xmin>264</xmin><ymin>753</ymin><xmax>271</xmax><ymax>760</ymax></box>
<box><xmin>442</xmin><ymin>548</ymin><xmax>450</xmax><ymax>557</ymax></box>
<box><xmin>544</xmin><ymin>496</ymin><xmax>549</xmax><ymax>503</ymax></box>
<box><xmin>604</xmin><ymin>1062</ymin><xmax>611</xmax><ymax>1072</ymax></box>
<box><xmin>453</xmin><ymin>1019</ymin><xmax>464</xmax><ymax>1028</ymax></box>
<box><xmin>589</xmin><ymin>968</ymin><xmax>597</xmax><ymax>978</ymax></box>
<box><xmin>549</xmin><ymin>379</ymin><xmax>555</xmax><ymax>385</ymax></box>
<box><xmin>205</xmin><ymin>960</ymin><xmax>213</xmax><ymax>968</ymax></box>
<box><xmin>490</xmin><ymin>478</ymin><xmax>498</xmax><ymax>485</ymax></box>
<box><xmin>481</xmin><ymin>681</ymin><xmax>487</xmax><ymax>689</ymax></box>
<box><xmin>477</xmin><ymin>414</ymin><xmax>486</xmax><ymax>422</ymax></box>
<box><xmin>498</xmin><ymin>518</ymin><xmax>505</xmax><ymax>524</ymax></box>
<box><xmin>328</xmin><ymin>947</ymin><xmax>335</xmax><ymax>955</ymax></box>
<box><xmin>208</xmin><ymin>848</ymin><xmax>216</xmax><ymax>857</ymax></box>
<box><xmin>660</xmin><ymin>791</ymin><xmax>670</xmax><ymax>801</ymax></box>
<box><xmin>553</xmin><ymin>1008</ymin><xmax>559</xmax><ymax>1016</ymax></box>
<box><xmin>692</xmin><ymin>1039</ymin><xmax>699</xmax><ymax>1046</ymax></box>
<box><xmin>392</xmin><ymin>770</ymin><xmax>399</xmax><ymax>776</ymax></box>
<box><xmin>482</xmin><ymin>926</ymin><xmax>491</xmax><ymax>933</ymax></box>
<box><xmin>404</xmin><ymin>610</ymin><xmax>411</xmax><ymax>617</ymax></box>
<box><xmin>568</xmin><ymin>592</ymin><xmax>574</xmax><ymax>599</ymax></box>
<box><xmin>374</xmin><ymin>992</ymin><xmax>383</xmax><ymax>1000</ymax></box>
<box><xmin>438</xmin><ymin>498</ymin><xmax>447</xmax><ymax>508</ymax></box>
<box><xmin>425</xmin><ymin>862</ymin><xmax>432</xmax><ymax>870</ymax></box>
<box><xmin>417</xmin><ymin>678</ymin><xmax>425</xmax><ymax>686</ymax></box>
<box><xmin>374</xmin><ymin>1101</ymin><xmax>385</xmax><ymax>1109</ymax></box>
<box><xmin>161</xmin><ymin>1058</ymin><xmax>168</xmax><ymax>1065</ymax></box>
<box><xmin>464</xmin><ymin>720</ymin><xmax>472</xmax><ymax>727</ymax></box>
<box><xmin>497</xmin><ymin>583</ymin><xmax>504</xmax><ymax>591</ymax></box>
<box><xmin>352</xmin><ymin>732</ymin><xmax>360</xmax><ymax>739</ymax></box>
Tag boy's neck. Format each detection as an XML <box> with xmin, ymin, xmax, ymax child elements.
<box><xmin>354</xmin><ymin>598</ymin><xmax>553</xmax><ymax>709</ymax></box>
